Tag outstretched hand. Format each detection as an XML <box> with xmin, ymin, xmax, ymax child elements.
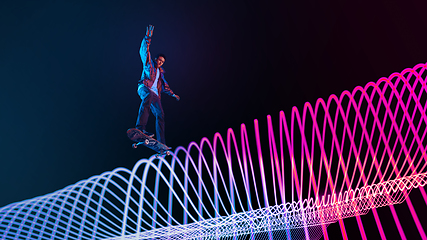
<box><xmin>174</xmin><ymin>94</ymin><xmax>180</xmax><ymax>101</ymax></box>
<box><xmin>146</xmin><ymin>24</ymin><xmax>154</xmax><ymax>38</ymax></box>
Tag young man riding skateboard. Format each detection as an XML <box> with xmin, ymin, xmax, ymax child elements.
<box><xmin>135</xmin><ymin>25</ymin><xmax>180</xmax><ymax>146</ymax></box>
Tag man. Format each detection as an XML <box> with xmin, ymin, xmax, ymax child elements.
<box><xmin>135</xmin><ymin>24</ymin><xmax>180</xmax><ymax>145</ymax></box>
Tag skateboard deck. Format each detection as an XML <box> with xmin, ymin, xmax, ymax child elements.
<box><xmin>126</xmin><ymin>128</ymin><xmax>171</xmax><ymax>156</ymax></box>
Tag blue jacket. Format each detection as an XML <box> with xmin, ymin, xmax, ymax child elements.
<box><xmin>138</xmin><ymin>36</ymin><xmax>175</xmax><ymax>99</ymax></box>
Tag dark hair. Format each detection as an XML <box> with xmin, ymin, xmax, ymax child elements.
<box><xmin>156</xmin><ymin>53</ymin><xmax>166</xmax><ymax>61</ymax></box>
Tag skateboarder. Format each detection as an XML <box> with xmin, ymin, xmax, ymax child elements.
<box><xmin>135</xmin><ymin>24</ymin><xmax>180</xmax><ymax>145</ymax></box>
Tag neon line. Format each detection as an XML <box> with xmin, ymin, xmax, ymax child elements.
<box><xmin>389</xmin><ymin>205</ymin><xmax>407</xmax><ymax>240</ymax></box>
<box><xmin>406</xmin><ymin>196</ymin><xmax>427</xmax><ymax>239</ymax></box>
<box><xmin>0</xmin><ymin>62</ymin><xmax>426</xmax><ymax>240</ymax></box>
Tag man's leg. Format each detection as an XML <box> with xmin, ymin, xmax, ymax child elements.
<box><xmin>151</xmin><ymin>96</ymin><xmax>166</xmax><ymax>144</ymax></box>
<box><xmin>136</xmin><ymin>87</ymin><xmax>153</xmax><ymax>132</ymax></box>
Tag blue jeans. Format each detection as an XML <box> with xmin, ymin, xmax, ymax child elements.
<box><xmin>135</xmin><ymin>86</ymin><xmax>166</xmax><ymax>144</ymax></box>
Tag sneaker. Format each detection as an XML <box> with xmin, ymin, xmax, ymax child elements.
<box><xmin>142</xmin><ymin>130</ymin><xmax>155</xmax><ymax>138</ymax></box>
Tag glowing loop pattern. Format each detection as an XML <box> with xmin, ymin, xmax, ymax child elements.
<box><xmin>0</xmin><ymin>62</ymin><xmax>426</xmax><ymax>240</ymax></box>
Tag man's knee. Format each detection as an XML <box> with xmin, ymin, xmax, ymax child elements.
<box><xmin>157</xmin><ymin>112</ymin><xmax>165</xmax><ymax>121</ymax></box>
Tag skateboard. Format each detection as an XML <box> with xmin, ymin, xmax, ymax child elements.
<box><xmin>126</xmin><ymin>128</ymin><xmax>171</xmax><ymax>156</ymax></box>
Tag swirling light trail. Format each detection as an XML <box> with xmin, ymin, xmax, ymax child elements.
<box><xmin>0</xmin><ymin>62</ymin><xmax>426</xmax><ymax>240</ymax></box>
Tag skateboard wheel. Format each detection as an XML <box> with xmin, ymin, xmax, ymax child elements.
<box><xmin>145</xmin><ymin>139</ymin><xmax>149</xmax><ymax>145</ymax></box>
<box><xmin>132</xmin><ymin>143</ymin><xmax>138</xmax><ymax>149</ymax></box>
<box><xmin>166</xmin><ymin>151</ymin><xmax>171</xmax><ymax>156</ymax></box>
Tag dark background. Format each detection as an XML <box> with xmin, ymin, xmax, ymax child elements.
<box><xmin>1</xmin><ymin>0</ymin><xmax>426</xmax><ymax>238</ymax></box>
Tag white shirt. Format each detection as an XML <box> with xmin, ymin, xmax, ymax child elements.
<box><xmin>150</xmin><ymin>68</ymin><xmax>160</xmax><ymax>96</ymax></box>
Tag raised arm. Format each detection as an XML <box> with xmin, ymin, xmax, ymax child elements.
<box><xmin>140</xmin><ymin>25</ymin><xmax>155</xmax><ymax>67</ymax></box>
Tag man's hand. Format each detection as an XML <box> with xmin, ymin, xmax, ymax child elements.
<box><xmin>173</xmin><ymin>94</ymin><xmax>180</xmax><ymax>101</ymax></box>
<box><xmin>146</xmin><ymin>25</ymin><xmax>154</xmax><ymax>38</ymax></box>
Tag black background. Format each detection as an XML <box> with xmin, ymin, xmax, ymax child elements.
<box><xmin>1</xmin><ymin>0</ymin><xmax>427</xmax><ymax>238</ymax></box>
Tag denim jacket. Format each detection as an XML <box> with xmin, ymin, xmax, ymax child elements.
<box><xmin>138</xmin><ymin>36</ymin><xmax>175</xmax><ymax>99</ymax></box>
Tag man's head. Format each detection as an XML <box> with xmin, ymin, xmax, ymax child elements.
<box><xmin>155</xmin><ymin>54</ymin><xmax>166</xmax><ymax>68</ymax></box>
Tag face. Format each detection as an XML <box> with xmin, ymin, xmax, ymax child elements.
<box><xmin>155</xmin><ymin>56</ymin><xmax>165</xmax><ymax>68</ymax></box>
